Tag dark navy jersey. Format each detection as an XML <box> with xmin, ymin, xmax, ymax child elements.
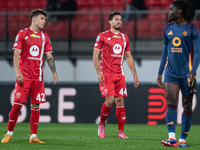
<box><xmin>158</xmin><ymin>21</ymin><xmax>200</xmax><ymax>78</ymax></box>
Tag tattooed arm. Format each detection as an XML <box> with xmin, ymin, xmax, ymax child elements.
<box><xmin>46</xmin><ymin>53</ymin><xmax>58</xmax><ymax>85</ymax></box>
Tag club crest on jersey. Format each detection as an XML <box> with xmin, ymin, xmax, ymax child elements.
<box><xmin>30</xmin><ymin>34</ymin><xmax>41</xmax><ymax>38</ymax></box>
<box><xmin>112</xmin><ymin>35</ymin><xmax>121</xmax><ymax>38</ymax></box>
<box><xmin>113</xmin><ymin>44</ymin><xmax>122</xmax><ymax>54</ymax></box>
<box><xmin>15</xmin><ymin>35</ymin><xmax>19</xmax><ymax>41</ymax></box>
<box><xmin>182</xmin><ymin>31</ymin><xmax>188</xmax><ymax>36</ymax></box>
<box><xmin>29</xmin><ymin>45</ymin><xmax>39</xmax><ymax>56</ymax></box>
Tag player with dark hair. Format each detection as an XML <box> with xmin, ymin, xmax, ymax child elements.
<box><xmin>157</xmin><ymin>0</ymin><xmax>200</xmax><ymax>147</ymax></box>
<box><xmin>93</xmin><ymin>12</ymin><xmax>139</xmax><ymax>138</ymax></box>
<box><xmin>1</xmin><ymin>9</ymin><xmax>58</xmax><ymax>143</ymax></box>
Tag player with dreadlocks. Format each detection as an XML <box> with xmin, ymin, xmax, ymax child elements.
<box><xmin>157</xmin><ymin>0</ymin><xmax>200</xmax><ymax>147</ymax></box>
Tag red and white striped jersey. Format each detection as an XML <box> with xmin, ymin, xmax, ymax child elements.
<box><xmin>13</xmin><ymin>27</ymin><xmax>53</xmax><ymax>81</ymax></box>
<box><xmin>94</xmin><ymin>30</ymin><xmax>131</xmax><ymax>76</ymax></box>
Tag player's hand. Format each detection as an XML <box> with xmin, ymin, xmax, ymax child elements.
<box><xmin>187</xmin><ymin>72</ymin><xmax>194</xmax><ymax>87</ymax></box>
<box><xmin>133</xmin><ymin>75</ymin><xmax>139</xmax><ymax>88</ymax></box>
<box><xmin>98</xmin><ymin>73</ymin><xmax>104</xmax><ymax>84</ymax></box>
<box><xmin>157</xmin><ymin>74</ymin><xmax>164</xmax><ymax>88</ymax></box>
<box><xmin>16</xmin><ymin>71</ymin><xmax>24</xmax><ymax>83</ymax></box>
<box><xmin>53</xmin><ymin>72</ymin><xmax>58</xmax><ymax>85</ymax></box>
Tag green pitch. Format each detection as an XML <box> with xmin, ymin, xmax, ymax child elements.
<box><xmin>0</xmin><ymin>123</ymin><xmax>200</xmax><ymax>150</ymax></box>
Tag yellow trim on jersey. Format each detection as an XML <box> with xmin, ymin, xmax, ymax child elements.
<box><xmin>189</xmin><ymin>53</ymin><xmax>192</xmax><ymax>71</ymax></box>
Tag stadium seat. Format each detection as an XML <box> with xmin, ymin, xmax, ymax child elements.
<box><xmin>8</xmin><ymin>22</ymin><xmax>20</xmax><ymax>37</ymax></box>
<box><xmin>42</xmin><ymin>0</ymin><xmax>48</xmax><ymax>8</ymax></box>
<box><xmin>76</xmin><ymin>7</ymin><xmax>90</xmax><ymax>21</ymax></box>
<box><xmin>113</xmin><ymin>0</ymin><xmax>124</xmax><ymax>6</ymax></box>
<box><xmin>7</xmin><ymin>0</ymin><xmax>19</xmax><ymax>9</ymax></box>
<box><xmin>160</xmin><ymin>0</ymin><xmax>173</xmax><ymax>6</ymax></box>
<box><xmin>30</xmin><ymin>0</ymin><xmax>44</xmax><ymax>9</ymax></box>
<box><xmin>114</xmin><ymin>6</ymin><xmax>125</xmax><ymax>11</ymax></box>
<box><xmin>77</xmin><ymin>21</ymin><xmax>90</xmax><ymax>37</ymax></box>
<box><xmin>19</xmin><ymin>0</ymin><xmax>31</xmax><ymax>9</ymax></box>
<box><xmin>0</xmin><ymin>8</ymin><xmax>6</xmax><ymax>23</ymax></box>
<box><xmin>76</xmin><ymin>0</ymin><xmax>89</xmax><ymax>7</ymax></box>
<box><xmin>148</xmin><ymin>6</ymin><xmax>161</xmax><ymax>21</ymax></box>
<box><xmin>136</xmin><ymin>18</ymin><xmax>150</xmax><ymax>37</ymax></box>
<box><xmin>150</xmin><ymin>20</ymin><xmax>164</xmax><ymax>37</ymax></box>
<box><xmin>101</xmin><ymin>0</ymin><xmax>112</xmax><ymax>6</ymax></box>
<box><xmin>103</xmin><ymin>22</ymin><xmax>110</xmax><ymax>31</ymax></box>
<box><xmin>43</xmin><ymin>22</ymin><xmax>56</xmax><ymax>37</ymax></box>
<box><xmin>148</xmin><ymin>0</ymin><xmax>161</xmax><ymax>6</ymax></box>
<box><xmin>8</xmin><ymin>8</ymin><xmax>19</xmax><ymax>22</ymax></box>
<box><xmin>103</xmin><ymin>6</ymin><xmax>113</xmax><ymax>21</ymax></box>
<box><xmin>19</xmin><ymin>21</ymin><xmax>30</xmax><ymax>30</ymax></box>
<box><xmin>54</xmin><ymin>21</ymin><xmax>68</xmax><ymax>37</ymax></box>
<box><xmin>19</xmin><ymin>12</ymin><xmax>31</xmax><ymax>23</ymax></box>
<box><xmin>89</xmin><ymin>21</ymin><xmax>101</xmax><ymax>37</ymax></box>
<box><xmin>71</xmin><ymin>19</ymin><xmax>79</xmax><ymax>37</ymax></box>
<box><xmin>89</xmin><ymin>0</ymin><xmax>101</xmax><ymax>7</ymax></box>
<box><xmin>193</xmin><ymin>20</ymin><xmax>199</xmax><ymax>28</ymax></box>
<box><xmin>88</xmin><ymin>7</ymin><xmax>101</xmax><ymax>21</ymax></box>
<box><xmin>0</xmin><ymin>0</ymin><xmax>7</xmax><ymax>9</ymax></box>
<box><xmin>121</xmin><ymin>21</ymin><xmax>134</xmax><ymax>37</ymax></box>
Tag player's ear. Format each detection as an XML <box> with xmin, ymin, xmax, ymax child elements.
<box><xmin>177</xmin><ymin>9</ymin><xmax>182</xmax><ymax>15</ymax></box>
<box><xmin>109</xmin><ymin>20</ymin><xmax>112</xmax><ymax>25</ymax></box>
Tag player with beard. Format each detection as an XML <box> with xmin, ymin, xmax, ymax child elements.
<box><xmin>1</xmin><ymin>9</ymin><xmax>58</xmax><ymax>143</ymax></box>
<box><xmin>157</xmin><ymin>0</ymin><xmax>200</xmax><ymax>147</ymax></box>
<box><xmin>93</xmin><ymin>12</ymin><xmax>139</xmax><ymax>139</ymax></box>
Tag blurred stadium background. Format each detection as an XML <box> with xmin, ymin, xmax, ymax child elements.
<box><xmin>0</xmin><ymin>0</ymin><xmax>200</xmax><ymax>125</ymax></box>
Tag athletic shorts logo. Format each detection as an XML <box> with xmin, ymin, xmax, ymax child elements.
<box><xmin>113</xmin><ymin>44</ymin><xmax>122</xmax><ymax>54</ymax></box>
<box><xmin>104</xmin><ymin>89</ymin><xmax>108</xmax><ymax>95</ymax></box>
<box><xmin>30</xmin><ymin>45</ymin><xmax>39</xmax><ymax>56</ymax></box>
<box><xmin>14</xmin><ymin>43</ymin><xmax>17</xmax><ymax>47</ymax></box>
<box><xmin>95</xmin><ymin>43</ymin><xmax>98</xmax><ymax>47</ymax></box>
<box><xmin>16</xmin><ymin>92</ymin><xmax>21</xmax><ymax>99</ymax></box>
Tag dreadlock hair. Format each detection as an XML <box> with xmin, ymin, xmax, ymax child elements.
<box><xmin>172</xmin><ymin>0</ymin><xmax>196</xmax><ymax>22</ymax></box>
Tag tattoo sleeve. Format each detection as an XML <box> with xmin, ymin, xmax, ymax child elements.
<box><xmin>47</xmin><ymin>57</ymin><xmax>56</xmax><ymax>73</ymax></box>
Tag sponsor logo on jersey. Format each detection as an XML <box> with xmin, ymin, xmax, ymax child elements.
<box><xmin>112</xmin><ymin>35</ymin><xmax>121</xmax><ymax>38</ymax></box>
<box><xmin>96</xmin><ymin>36</ymin><xmax>100</xmax><ymax>42</ymax></box>
<box><xmin>25</xmin><ymin>36</ymin><xmax>28</xmax><ymax>40</ymax></box>
<box><xmin>113</xmin><ymin>44</ymin><xmax>122</xmax><ymax>54</ymax></box>
<box><xmin>29</xmin><ymin>45</ymin><xmax>39</xmax><ymax>56</ymax></box>
<box><xmin>171</xmin><ymin>37</ymin><xmax>182</xmax><ymax>53</ymax></box>
<box><xmin>108</xmin><ymin>37</ymin><xmax>111</xmax><ymax>40</ymax></box>
<box><xmin>182</xmin><ymin>31</ymin><xmax>188</xmax><ymax>36</ymax></box>
<box><xmin>172</xmin><ymin>37</ymin><xmax>181</xmax><ymax>47</ymax></box>
<box><xmin>15</xmin><ymin>35</ymin><xmax>19</xmax><ymax>41</ymax></box>
<box><xmin>168</xmin><ymin>31</ymin><xmax>173</xmax><ymax>35</ymax></box>
<box><xmin>167</xmin><ymin>121</ymin><xmax>174</xmax><ymax>125</ymax></box>
<box><xmin>30</xmin><ymin>34</ymin><xmax>41</xmax><ymax>38</ymax></box>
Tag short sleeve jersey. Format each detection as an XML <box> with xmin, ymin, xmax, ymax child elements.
<box><xmin>13</xmin><ymin>27</ymin><xmax>53</xmax><ymax>81</ymax></box>
<box><xmin>163</xmin><ymin>22</ymin><xmax>200</xmax><ymax>78</ymax></box>
<box><xmin>94</xmin><ymin>30</ymin><xmax>131</xmax><ymax>76</ymax></box>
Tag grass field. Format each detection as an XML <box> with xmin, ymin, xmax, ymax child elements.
<box><xmin>0</xmin><ymin>123</ymin><xmax>200</xmax><ymax>150</ymax></box>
